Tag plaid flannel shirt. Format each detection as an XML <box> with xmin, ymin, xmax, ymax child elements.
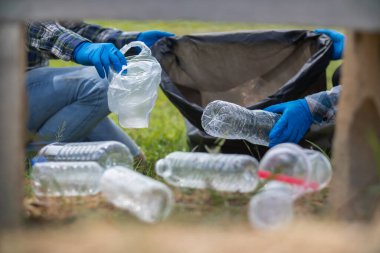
<box><xmin>26</xmin><ymin>20</ymin><xmax>139</xmax><ymax>70</ymax></box>
<box><xmin>306</xmin><ymin>85</ymin><xmax>341</xmax><ymax>124</ymax></box>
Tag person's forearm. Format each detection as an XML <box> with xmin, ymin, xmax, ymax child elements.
<box><xmin>59</xmin><ymin>21</ymin><xmax>139</xmax><ymax>49</ymax></box>
<box><xmin>305</xmin><ymin>85</ymin><xmax>341</xmax><ymax>124</ymax></box>
<box><xmin>27</xmin><ymin>21</ymin><xmax>88</xmax><ymax>61</ymax></box>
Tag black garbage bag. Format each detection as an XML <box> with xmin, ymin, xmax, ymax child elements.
<box><xmin>152</xmin><ymin>30</ymin><xmax>334</xmax><ymax>158</ymax></box>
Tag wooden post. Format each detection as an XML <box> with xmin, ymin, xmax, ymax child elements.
<box><xmin>0</xmin><ymin>21</ymin><xmax>26</xmax><ymax>229</ymax></box>
<box><xmin>330</xmin><ymin>31</ymin><xmax>380</xmax><ymax>220</ymax></box>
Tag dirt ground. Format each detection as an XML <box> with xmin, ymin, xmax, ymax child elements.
<box><xmin>1</xmin><ymin>189</ymin><xmax>379</xmax><ymax>253</ymax></box>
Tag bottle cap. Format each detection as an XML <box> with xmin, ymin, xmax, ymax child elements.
<box><xmin>31</xmin><ymin>156</ymin><xmax>47</xmax><ymax>166</ymax></box>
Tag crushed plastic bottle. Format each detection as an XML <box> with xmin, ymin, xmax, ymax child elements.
<box><xmin>248</xmin><ymin>181</ymin><xmax>294</xmax><ymax>230</ymax></box>
<box><xmin>201</xmin><ymin>100</ymin><xmax>280</xmax><ymax>146</ymax></box>
<box><xmin>259</xmin><ymin>143</ymin><xmax>311</xmax><ymax>184</ymax></box>
<box><xmin>100</xmin><ymin>166</ymin><xmax>173</xmax><ymax>223</ymax></box>
<box><xmin>253</xmin><ymin>144</ymin><xmax>332</xmax><ymax>230</ymax></box>
<box><xmin>155</xmin><ymin>152</ymin><xmax>259</xmax><ymax>192</ymax></box>
<box><xmin>108</xmin><ymin>41</ymin><xmax>162</xmax><ymax>128</ymax></box>
<box><xmin>31</xmin><ymin>161</ymin><xmax>104</xmax><ymax>197</ymax></box>
<box><xmin>37</xmin><ymin>141</ymin><xmax>134</xmax><ymax>169</ymax></box>
<box><xmin>259</xmin><ymin>143</ymin><xmax>332</xmax><ymax>195</ymax></box>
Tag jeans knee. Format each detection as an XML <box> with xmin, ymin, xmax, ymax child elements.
<box><xmin>94</xmin><ymin>79</ymin><xmax>109</xmax><ymax>104</ymax></box>
<box><xmin>94</xmin><ymin>80</ymin><xmax>110</xmax><ymax>115</ymax></box>
<box><xmin>80</xmin><ymin>77</ymin><xmax>110</xmax><ymax>115</ymax></box>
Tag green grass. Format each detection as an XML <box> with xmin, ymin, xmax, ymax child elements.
<box><xmin>49</xmin><ymin>20</ymin><xmax>343</xmax><ymax>175</ymax></box>
<box><xmin>109</xmin><ymin>90</ymin><xmax>188</xmax><ymax>176</ymax></box>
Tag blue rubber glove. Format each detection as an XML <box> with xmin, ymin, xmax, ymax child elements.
<box><xmin>137</xmin><ymin>30</ymin><xmax>175</xmax><ymax>48</ymax></box>
<box><xmin>314</xmin><ymin>29</ymin><xmax>345</xmax><ymax>60</ymax></box>
<box><xmin>264</xmin><ymin>99</ymin><xmax>313</xmax><ymax>147</ymax></box>
<box><xmin>73</xmin><ymin>42</ymin><xmax>126</xmax><ymax>78</ymax></box>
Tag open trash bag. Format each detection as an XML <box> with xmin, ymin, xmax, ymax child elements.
<box><xmin>152</xmin><ymin>30</ymin><xmax>334</xmax><ymax>157</ymax></box>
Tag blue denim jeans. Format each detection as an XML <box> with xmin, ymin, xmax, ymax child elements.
<box><xmin>25</xmin><ymin>66</ymin><xmax>140</xmax><ymax>156</ymax></box>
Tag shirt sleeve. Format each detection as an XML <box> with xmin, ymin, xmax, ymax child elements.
<box><xmin>58</xmin><ymin>20</ymin><xmax>139</xmax><ymax>49</ymax></box>
<box><xmin>305</xmin><ymin>85</ymin><xmax>341</xmax><ymax>124</ymax></box>
<box><xmin>27</xmin><ymin>21</ymin><xmax>89</xmax><ymax>61</ymax></box>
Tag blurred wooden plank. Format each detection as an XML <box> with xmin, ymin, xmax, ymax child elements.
<box><xmin>0</xmin><ymin>0</ymin><xmax>379</xmax><ymax>31</ymax></box>
<box><xmin>0</xmin><ymin>22</ymin><xmax>26</xmax><ymax>229</ymax></box>
<box><xmin>0</xmin><ymin>220</ymin><xmax>379</xmax><ymax>253</ymax></box>
<box><xmin>331</xmin><ymin>31</ymin><xmax>380</xmax><ymax>220</ymax></box>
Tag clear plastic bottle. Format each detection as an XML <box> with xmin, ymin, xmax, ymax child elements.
<box><xmin>155</xmin><ymin>152</ymin><xmax>259</xmax><ymax>193</ymax></box>
<box><xmin>37</xmin><ymin>141</ymin><xmax>134</xmax><ymax>169</ymax></box>
<box><xmin>31</xmin><ymin>161</ymin><xmax>104</xmax><ymax>197</ymax></box>
<box><xmin>201</xmin><ymin>100</ymin><xmax>281</xmax><ymax>146</ymax></box>
<box><xmin>100</xmin><ymin>167</ymin><xmax>173</xmax><ymax>223</ymax></box>
<box><xmin>259</xmin><ymin>143</ymin><xmax>332</xmax><ymax>194</ymax></box>
<box><xmin>248</xmin><ymin>181</ymin><xmax>294</xmax><ymax>230</ymax></box>
<box><xmin>303</xmin><ymin>149</ymin><xmax>333</xmax><ymax>190</ymax></box>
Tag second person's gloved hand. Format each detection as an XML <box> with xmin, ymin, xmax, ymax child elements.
<box><xmin>137</xmin><ymin>30</ymin><xmax>175</xmax><ymax>48</ymax></box>
<box><xmin>264</xmin><ymin>99</ymin><xmax>314</xmax><ymax>148</ymax></box>
<box><xmin>73</xmin><ymin>42</ymin><xmax>126</xmax><ymax>79</ymax></box>
<box><xmin>315</xmin><ymin>28</ymin><xmax>345</xmax><ymax>60</ymax></box>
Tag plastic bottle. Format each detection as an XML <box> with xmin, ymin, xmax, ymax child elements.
<box><xmin>100</xmin><ymin>167</ymin><xmax>173</xmax><ymax>223</ymax></box>
<box><xmin>155</xmin><ymin>152</ymin><xmax>259</xmax><ymax>193</ymax></box>
<box><xmin>259</xmin><ymin>143</ymin><xmax>332</xmax><ymax>195</ymax></box>
<box><xmin>108</xmin><ymin>41</ymin><xmax>161</xmax><ymax>128</ymax></box>
<box><xmin>248</xmin><ymin>181</ymin><xmax>294</xmax><ymax>230</ymax></box>
<box><xmin>31</xmin><ymin>161</ymin><xmax>104</xmax><ymax>197</ymax></box>
<box><xmin>37</xmin><ymin>141</ymin><xmax>134</xmax><ymax>169</ymax></box>
<box><xmin>303</xmin><ymin>149</ymin><xmax>333</xmax><ymax>190</ymax></box>
<box><xmin>201</xmin><ymin>100</ymin><xmax>281</xmax><ymax>146</ymax></box>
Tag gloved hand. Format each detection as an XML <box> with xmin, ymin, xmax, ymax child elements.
<box><xmin>73</xmin><ymin>42</ymin><xmax>126</xmax><ymax>78</ymax></box>
<box><xmin>314</xmin><ymin>28</ymin><xmax>345</xmax><ymax>60</ymax></box>
<box><xmin>137</xmin><ymin>30</ymin><xmax>175</xmax><ymax>48</ymax></box>
<box><xmin>264</xmin><ymin>99</ymin><xmax>313</xmax><ymax>147</ymax></box>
